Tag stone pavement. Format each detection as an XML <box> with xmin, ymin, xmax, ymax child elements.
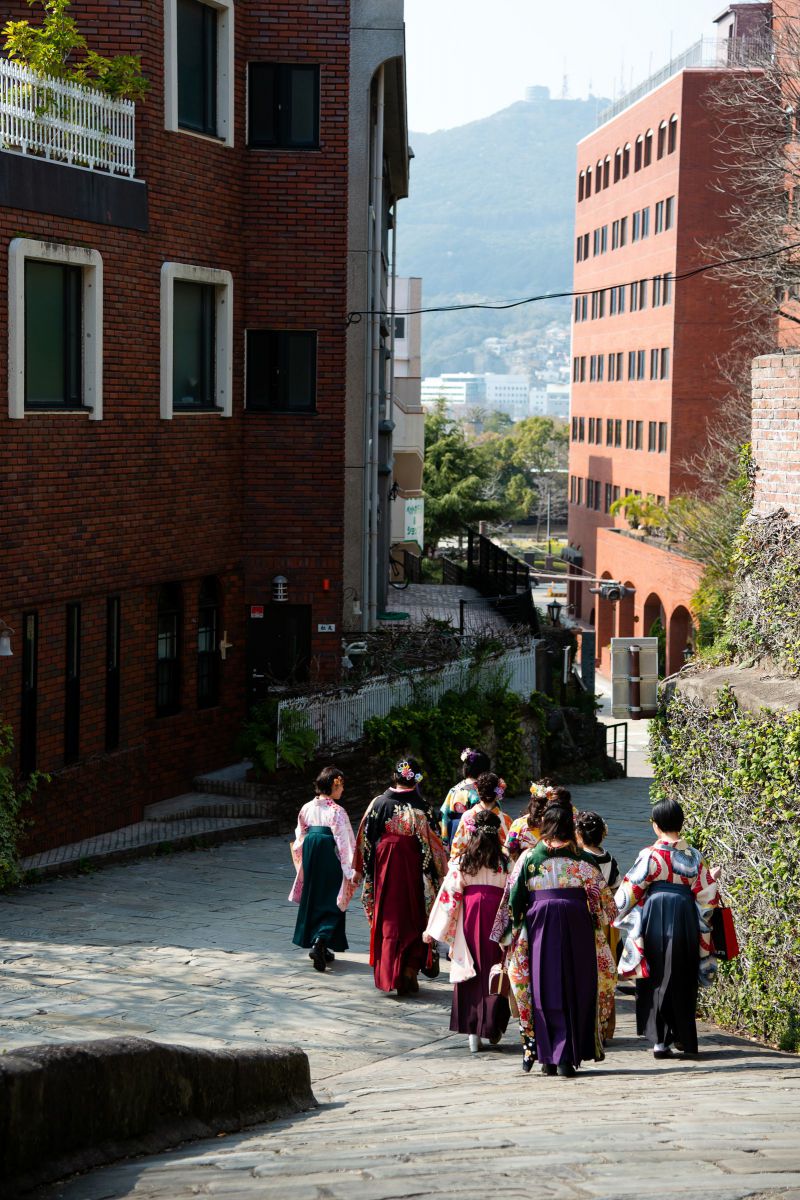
<box><xmin>1</xmin><ymin>714</ymin><xmax>799</xmax><ymax>1199</ymax></box>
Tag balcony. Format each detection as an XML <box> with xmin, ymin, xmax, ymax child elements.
<box><xmin>597</xmin><ymin>35</ymin><xmax>772</xmax><ymax>127</ymax></box>
<box><xmin>0</xmin><ymin>56</ymin><xmax>136</xmax><ymax>176</ymax></box>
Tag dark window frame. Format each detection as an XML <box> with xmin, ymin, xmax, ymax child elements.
<box><xmin>157</xmin><ymin>584</ymin><xmax>183</xmax><ymax>718</ymax></box>
<box><xmin>248</xmin><ymin>62</ymin><xmax>320</xmax><ymax>150</ymax></box>
<box><xmin>20</xmin><ymin>611</ymin><xmax>38</xmax><ymax>776</ymax></box>
<box><xmin>172</xmin><ymin>280</ymin><xmax>218</xmax><ymax>412</ymax></box>
<box><xmin>177</xmin><ymin>0</ymin><xmax>218</xmax><ymax>137</ymax></box>
<box><xmin>197</xmin><ymin>576</ymin><xmax>221</xmax><ymax>709</ymax></box>
<box><xmin>24</xmin><ymin>260</ymin><xmax>83</xmax><ymax>411</ymax></box>
<box><xmin>64</xmin><ymin>602</ymin><xmax>81</xmax><ymax>765</ymax></box>
<box><xmin>106</xmin><ymin>596</ymin><xmax>121</xmax><ymax>752</ymax></box>
<box><xmin>246</xmin><ymin>329</ymin><xmax>318</xmax><ymax>413</ymax></box>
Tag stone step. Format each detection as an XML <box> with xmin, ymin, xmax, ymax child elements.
<box><xmin>144</xmin><ymin>792</ymin><xmax>277</xmax><ymax>821</ymax></box>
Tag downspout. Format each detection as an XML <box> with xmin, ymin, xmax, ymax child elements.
<box><xmin>368</xmin><ymin>65</ymin><xmax>385</xmax><ymax>628</ymax></box>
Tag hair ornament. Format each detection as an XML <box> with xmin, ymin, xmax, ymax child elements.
<box><xmin>460</xmin><ymin>747</ymin><xmax>474</xmax><ymax>764</ymax></box>
<box><xmin>495</xmin><ymin>778</ymin><xmax>507</xmax><ymax>799</ymax></box>
<box><xmin>397</xmin><ymin>760</ymin><xmax>423</xmax><ymax>783</ymax></box>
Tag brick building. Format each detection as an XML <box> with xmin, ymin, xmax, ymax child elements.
<box><xmin>0</xmin><ymin>1</ymin><xmax>405</xmax><ymax>852</ymax></box>
<box><xmin>566</xmin><ymin>4</ymin><xmax>771</xmax><ymax>675</ymax></box>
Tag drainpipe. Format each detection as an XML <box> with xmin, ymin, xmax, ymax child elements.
<box><xmin>368</xmin><ymin>65</ymin><xmax>385</xmax><ymax>628</ymax></box>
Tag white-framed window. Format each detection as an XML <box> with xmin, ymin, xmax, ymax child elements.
<box><xmin>8</xmin><ymin>238</ymin><xmax>103</xmax><ymax>420</ymax></box>
<box><xmin>164</xmin><ymin>0</ymin><xmax>234</xmax><ymax>146</ymax></box>
<box><xmin>160</xmin><ymin>262</ymin><xmax>233</xmax><ymax>419</ymax></box>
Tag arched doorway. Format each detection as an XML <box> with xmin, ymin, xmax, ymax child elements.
<box><xmin>643</xmin><ymin>592</ymin><xmax>666</xmax><ymax>676</ymax></box>
<box><xmin>667</xmin><ymin>605</ymin><xmax>693</xmax><ymax>676</ymax></box>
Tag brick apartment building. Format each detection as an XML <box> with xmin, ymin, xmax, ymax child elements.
<box><xmin>0</xmin><ymin>0</ymin><xmax>409</xmax><ymax>853</ymax></box>
<box><xmin>566</xmin><ymin>3</ymin><xmax>771</xmax><ymax>675</ymax></box>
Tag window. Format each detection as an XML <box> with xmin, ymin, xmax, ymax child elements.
<box><xmin>64</xmin><ymin>602</ymin><xmax>81</xmax><ymax>764</ymax></box>
<box><xmin>394</xmin><ymin>316</ymin><xmax>406</xmax><ymax>339</ymax></box>
<box><xmin>638</xmin><ymin>280</ymin><xmax>647</xmax><ymax>311</ymax></box>
<box><xmin>573</xmin><ymin>357</ymin><xmax>580</xmax><ymax>383</ymax></box>
<box><xmin>620</xmin><ymin>216</ymin><xmax>627</xmax><ymax>246</ymax></box>
<box><xmin>197</xmin><ymin>577</ymin><xmax>220</xmax><ymax>708</ymax></box>
<box><xmin>644</xmin><ymin>129</ymin><xmax>653</xmax><ymax>166</ymax></box>
<box><xmin>655</xmin><ymin>199</ymin><xmax>664</xmax><ymax>233</ymax></box>
<box><xmin>622</xmin><ymin>143</ymin><xmax>630</xmax><ymax>177</ymax></box>
<box><xmin>588</xmin><ymin>416</ymin><xmax>596</xmax><ymax>439</ymax></box>
<box><xmin>665</xmin><ymin>195</ymin><xmax>675</xmax><ymax>229</ymax></box>
<box><xmin>664</xmin><ymin>274</ymin><xmax>673</xmax><ymax>304</ymax></box>
<box><xmin>157</xmin><ymin>584</ymin><xmax>182</xmax><ymax>717</ymax></box>
<box><xmin>603</xmin><ymin>156</ymin><xmax>611</xmax><ymax>188</ymax></box>
<box><xmin>611</xmin><ymin>219</ymin><xmax>620</xmax><ymax>250</ymax></box>
<box><xmin>604</xmin><ymin>482</ymin><xmax>613</xmax><ymax>513</ymax></box>
<box><xmin>614</xmin><ymin>417</ymin><xmax>622</xmax><ymax>446</ymax></box>
<box><xmin>660</xmin><ymin>347</ymin><xmax>670</xmax><ymax>379</ymax></box>
<box><xmin>641</xmin><ymin>207</ymin><xmax>650</xmax><ymax>238</ymax></box>
<box><xmin>648</xmin><ymin>420</ymin><xmax>657</xmax><ymax>451</ymax></box>
<box><xmin>248</xmin><ymin>63</ymin><xmax>319</xmax><ymax>149</ymax></box>
<box><xmin>165</xmin><ymin>0</ymin><xmax>234</xmax><ymax>145</ymax></box>
<box><xmin>593</xmin><ymin>228</ymin><xmax>600</xmax><ymax>256</ymax></box>
<box><xmin>594</xmin><ymin>481</ymin><xmax>601</xmax><ymax>511</ymax></box>
<box><xmin>650</xmin><ymin>348</ymin><xmax>659</xmax><ymax>380</ymax></box>
<box><xmin>571</xmin><ymin>416</ymin><xmax>577</xmax><ymax>440</ymax></box>
<box><xmin>668</xmin><ymin>115</ymin><xmax>678</xmax><ymax>154</ymax></box>
<box><xmin>578</xmin><ymin>416</ymin><xmax>585</xmax><ymax>441</ymax></box>
<box><xmin>8</xmin><ymin>238</ymin><xmax>103</xmax><ymax>420</ymax></box>
<box><xmin>630</xmin><ymin>282</ymin><xmax>639</xmax><ymax>312</ymax></box>
<box><xmin>597</xmin><ymin>158</ymin><xmax>604</xmax><ymax>189</ymax></box>
<box><xmin>576</xmin><ymin>235</ymin><xmax>584</xmax><ymax>262</ymax></box>
<box><xmin>632</xmin><ymin>210</ymin><xmax>641</xmax><ymax>242</ymax></box>
<box><xmin>628</xmin><ymin>350</ymin><xmax>636</xmax><ymax>380</ymax></box>
<box><xmin>577</xmin><ymin>478</ymin><xmax>584</xmax><ymax>505</ymax></box>
<box><xmin>614</xmin><ymin>148</ymin><xmax>622</xmax><ymax>182</ymax></box>
<box><xmin>626</xmin><ymin>419</ymin><xmax>634</xmax><ymax>448</ymax></box>
<box><xmin>606</xmin><ymin>417</ymin><xmax>613</xmax><ymax>444</ymax></box>
<box><xmin>578</xmin><ymin>172</ymin><xmax>585</xmax><ymax>202</ymax></box>
<box><xmin>635</xmin><ymin>420</ymin><xmax>643</xmax><ymax>450</ymax></box>
<box><xmin>653</xmin><ymin>275</ymin><xmax>662</xmax><ymax>306</ymax></box>
<box><xmin>582</xmin><ymin>232</ymin><xmax>590</xmax><ymax>259</ymax></box>
<box><xmin>586</xmin><ymin>166</ymin><xmax>592</xmax><ymax>197</ymax></box>
<box><xmin>658</xmin><ymin>422</ymin><xmax>668</xmax><ymax>452</ymax></box>
<box><xmin>20</xmin><ymin>612</ymin><xmax>38</xmax><ymax>776</ymax></box>
<box><xmin>635</xmin><ymin>135</ymin><xmax>643</xmax><ymax>171</ymax></box>
<box><xmin>574</xmin><ymin>297</ymin><xmax>581</xmax><ymax>322</ymax></box>
<box><xmin>615</xmin><ymin>352</ymin><xmax>623</xmax><ymax>381</ymax></box>
<box><xmin>106</xmin><ymin>597</ymin><xmax>121</xmax><ymax>753</ymax></box>
<box><xmin>608</xmin><ymin>353</ymin><xmax>617</xmax><ymax>382</ymax></box>
<box><xmin>160</xmin><ymin>263</ymin><xmax>233</xmax><ymax>419</ymax></box>
<box><xmin>613</xmin><ymin>485</ymin><xmax>621</xmax><ymax>503</ymax></box>
<box><xmin>658</xmin><ymin>120</ymin><xmax>667</xmax><ymax>158</ymax></box>
<box><xmin>636</xmin><ymin>349</ymin><xmax>646</xmax><ymax>379</ymax></box>
<box><xmin>246</xmin><ymin>330</ymin><xmax>317</xmax><ymax>412</ymax></box>
<box><xmin>587</xmin><ymin>479</ymin><xmax>595</xmax><ymax>509</ymax></box>
<box><xmin>591</xmin><ymin>290</ymin><xmax>605</xmax><ymax>319</ymax></box>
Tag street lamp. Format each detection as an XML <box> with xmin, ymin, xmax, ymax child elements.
<box><xmin>546</xmin><ymin>598</ymin><xmax>562</xmax><ymax>626</ymax></box>
<box><xmin>0</xmin><ymin>620</ymin><xmax>13</xmax><ymax>657</ymax></box>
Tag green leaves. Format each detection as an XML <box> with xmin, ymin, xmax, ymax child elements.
<box><xmin>0</xmin><ymin>722</ymin><xmax>47</xmax><ymax>891</ymax></box>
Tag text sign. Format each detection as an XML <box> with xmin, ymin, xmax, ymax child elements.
<box><xmin>403</xmin><ymin>497</ymin><xmax>424</xmax><ymax>547</ymax></box>
<box><xmin>250</xmin><ymin>605</ymin><xmax>264</xmax><ymax>619</ymax></box>
<box><xmin>317</xmin><ymin>623</ymin><xmax>336</xmax><ymax>633</ymax></box>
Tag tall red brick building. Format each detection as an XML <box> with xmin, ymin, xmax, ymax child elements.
<box><xmin>567</xmin><ymin>3</ymin><xmax>771</xmax><ymax>675</ymax></box>
<box><xmin>0</xmin><ymin>1</ymin><xmax>408</xmax><ymax>852</ymax></box>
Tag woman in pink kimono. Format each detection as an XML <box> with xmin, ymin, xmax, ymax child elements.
<box><xmin>425</xmin><ymin>808</ymin><xmax>510</xmax><ymax>1053</ymax></box>
<box><xmin>289</xmin><ymin>765</ymin><xmax>358</xmax><ymax>972</ymax></box>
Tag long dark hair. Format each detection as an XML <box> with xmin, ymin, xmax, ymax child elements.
<box><xmin>540</xmin><ymin>802</ymin><xmax>577</xmax><ymax>848</ymax></box>
<box><xmin>458</xmin><ymin>808</ymin><xmax>505</xmax><ymax>876</ymax></box>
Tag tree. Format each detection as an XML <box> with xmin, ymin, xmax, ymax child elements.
<box><xmin>422</xmin><ymin>403</ymin><xmax>508</xmax><ymax>553</ymax></box>
<box><xmin>610</xmin><ymin>493</ymin><xmax>666</xmax><ymax>534</ymax></box>
<box><xmin>3</xmin><ymin>0</ymin><xmax>149</xmax><ymax>100</ymax></box>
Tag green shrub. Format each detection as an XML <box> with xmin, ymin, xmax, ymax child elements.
<box><xmin>0</xmin><ymin>723</ymin><xmax>46</xmax><ymax>890</ymax></box>
<box><xmin>650</xmin><ymin>686</ymin><xmax>800</xmax><ymax>1050</ymax></box>
<box><xmin>237</xmin><ymin>701</ymin><xmax>317</xmax><ymax>776</ymax></box>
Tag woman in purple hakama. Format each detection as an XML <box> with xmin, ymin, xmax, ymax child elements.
<box><xmin>425</xmin><ymin>807</ymin><xmax>510</xmax><ymax>1052</ymax></box>
<box><xmin>502</xmin><ymin>803</ymin><xmax>618</xmax><ymax>1076</ymax></box>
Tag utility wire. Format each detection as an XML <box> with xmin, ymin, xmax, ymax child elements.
<box><xmin>345</xmin><ymin>237</ymin><xmax>800</xmax><ymax>326</ymax></box>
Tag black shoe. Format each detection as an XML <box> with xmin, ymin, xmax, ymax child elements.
<box><xmin>557</xmin><ymin>1064</ymin><xmax>577</xmax><ymax>1078</ymax></box>
<box><xmin>325</xmin><ymin>949</ymin><xmax>335</xmax><ymax>962</ymax></box>
<box><xmin>541</xmin><ymin>1064</ymin><xmax>557</xmax><ymax>1076</ymax></box>
<box><xmin>521</xmin><ymin>1034</ymin><xmax>536</xmax><ymax>1074</ymax></box>
<box><xmin>653</xmin><ymin>1047</ymin><xmax>675</xmax><ymax>1059</ymax></box>
<box><xmin>310</xmin><ymin>939</ymin><xmax>327</xmax><ymax>972</ymax></box>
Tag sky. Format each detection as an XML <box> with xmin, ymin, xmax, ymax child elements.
<box><xmin>405</xmin><ymin>0</ymin><xmax>732</xmax><ymax>133</ymax></box>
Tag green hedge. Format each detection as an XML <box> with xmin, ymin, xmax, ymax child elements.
<box><xmin>650</xmin><ymin>686</ymin><xmax>800</xmax><ymax>1050</ymax></box>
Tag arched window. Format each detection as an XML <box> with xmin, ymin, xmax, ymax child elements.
<box><xmin>657</xmin><ymin>120</ymin><xmax>667</xmax><ymax>158</ymax></box>
<box><xmin>197</xmin><ymin>576</ymin><xmax>220</xmax><ymax>709</ymax></box>
<box><xmin>156</xmin><ymin>583</ymin><xmax>182</xmax><ymax>716</ymax></box>
<box><xmin>578</xmin><ymin>171</ymin><xmax>585</xmax><ymax>202</ymax></box>
<box><xmin>622</xmin><ymin>143</ymin><xmax>631</xmax><ymax>177</ymax></box>
<box><xmin>586</xmin><ymin>166</ymin><xmax>592</xmax><ymax>197</ymax></box>
<box><xmin>614</xmin><ymin>148</ymin><xmax>622</xmax><ymax>182</ymax></box>
<box><xmin>634</xmin><ymin>134</ymin><xmax>643</xmax><ymax>171</ymax></box>
<box><xmin>644</xmin><ymin>129</ymin><xmax>653</xmax><ymax>166</ymax></box>
<box><xmin>603</xmin><ymin>156</ymin><xmax>611</xmax><ymax>188</ymax></box>
<box><xmin>597</xmin><ymin>158</ymin><xmax>604</xmax><ymax>188</ymax></box>
<box><xmin>668</xmin><ymin>114</ymin><xmax>678</xmax><ymax>154</ymax></box>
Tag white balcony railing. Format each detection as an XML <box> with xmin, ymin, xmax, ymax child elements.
<box><xmin>598</xmin><ymin>35</ymin><xmax>773</xmax><ymax>127</ymax></box>
<box><xmin>0</xmin><ymin>57</ymin><xmax>136</xmax><ymax>177</ymax></box>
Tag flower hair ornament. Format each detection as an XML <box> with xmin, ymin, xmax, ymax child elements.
<box><xmin>495</xmin><ymin>778</ymin><xmax>507</xmax><ymax>799</ymax></box>
<box><xmin>397</xmin><ymin>760</ymin><xmax>423</xmax><ymax>784</ymax></box>
<box><xmin>460</xmin><ymin>747</ymin><xmax>474</xmax><ymax>764</ymax></box>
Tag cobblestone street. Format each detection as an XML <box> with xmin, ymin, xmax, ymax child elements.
<box><xmin>2</xmin><ymin>724</ymin><xmax>800</xmax><ymax>1200</ymax></box>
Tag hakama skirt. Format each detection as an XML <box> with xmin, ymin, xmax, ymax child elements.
<box><xmin>292</xmin><ymin>826</ymin><xmax>348</xmax><ymax>952</ymax></box>
<box><xmin>450</xmin><ymin>883</ymin><xmax>510</xmax><ymax>1038</ymax></box>
<box><xmin>636</xmin><ymin>880</ymin><xmax>699</xmax><ymax>1052</ymax></box>
<box><xmin>527</xmin><ymin>888</ymin><xmax>599</xmax><ymax>1067</ymax></box>
<box><xmin>371</xmin><ymin>832</ymin><xmax>427</xmax><ymax>992</ymax></box>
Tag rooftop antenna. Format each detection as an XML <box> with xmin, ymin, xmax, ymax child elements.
<box><xmin>561</xmin><ymin>56</ymin><xmax>568</xmax><ymax>99</ymax></box>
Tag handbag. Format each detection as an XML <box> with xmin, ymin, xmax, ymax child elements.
<box><xmin>421</xmin><ymin>944</ymin><xmax>440</xmax><ymax>979</ymax></box>
<box><xmin>488</xmin><ymin>958</ymin><xmax>519</xmax><ymax>1018</ymax></box>
<box><xmin>711</xmin><ymin>904</ymin><xmax>740</xmax><ymax>961</ymax></box>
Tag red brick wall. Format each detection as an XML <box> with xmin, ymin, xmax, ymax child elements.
<box><xmin>751</xmin><ymin>352</ymin><xmax>800</xmax><ymax>520</ymax></box>
<box><xmin>0</xmin><ymin>1</ymin><xmax>351</xmax><ymax>852</ymax></box>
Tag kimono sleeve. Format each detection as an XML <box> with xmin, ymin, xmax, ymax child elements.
<box><xmin>614</xmin><ymin>846</ymin><xmax>655</xmax><ymax>920</ymax></box>
<box><xmin>331</xmin><ymin>803</ymin><xmax>357</xmax><ymax>881</ymax></box>
<box><xmin>424</xmin><ymin>863</ymin><xmax>464</xmax><ymax>947</ymax></box>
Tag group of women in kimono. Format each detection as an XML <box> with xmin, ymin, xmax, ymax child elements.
<box><xmin>288</xmin><ymin>747</ymin><xmax>720</xmax><ymax>1076</ymax></box>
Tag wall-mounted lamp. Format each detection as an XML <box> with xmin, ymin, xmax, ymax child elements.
<box><xmin>272</xmin><ymin>575</ymin><xmax>288</xmax><ymax>603</ymax></box>
<box><xmin>546</xmin><ymin>599</ymin><xmax>562</xmax><ymax>626</ymax></box>
<box><xmin>0</xmin><ymin>620</ymin><xmax>14</xmax><ymax>657</ymax></box>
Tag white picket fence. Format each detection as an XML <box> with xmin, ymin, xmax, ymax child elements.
<box><xmin>0</xmin><ymin>58</ymin><xmax>136</xmax><ymax>176</ymax></box>
<box><xmin>276</xmin><ymin>646</ymin><xmax>538</xmax><ymax>759</ymax></box>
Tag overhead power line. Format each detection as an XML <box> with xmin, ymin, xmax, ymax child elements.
<box><xmin>345</xmin><ymin>237</ymin><xmax>800</xmax><ymax>326</ymax></box>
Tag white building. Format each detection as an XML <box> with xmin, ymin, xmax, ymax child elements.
<box><xmin>391</xmin><ymin>277</ymin><xmax>425</xmax><ymax>553</ymax></box>
<box><xmin>485</xmin><ymin>373</ymin><xmax>530</xmax><ymax>421</ymax></box>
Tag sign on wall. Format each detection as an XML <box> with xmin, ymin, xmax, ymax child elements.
<box><xmin>610</xmin><ymin>637</ymin><xmax>659</xmax><ymax>719</ymax></box>
<box><xmin>403</xmin><ymin>498</ymin><xmax>424</xmax><ymax>548</ymax></box>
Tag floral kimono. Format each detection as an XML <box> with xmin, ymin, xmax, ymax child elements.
<box><xmin>288</xmin><ymin>795</ymin><xmax>358</xmax><ymax>953</ymax></box>
<box><xmin>289</xmin><ymin>796</ymin><xmax>358</xmax><ymax>910</ymax></box>
<box><xmin>505</xmin><ymin>814</ymin><xmax>541</xmax><ymax>861</ymax></box>
<box><xmin>440</xmin><ymin>781</ymin><xmax>479</xmax><ymax>848</ymax></box>
<box><xmin>494</xmin><ymin>842</ymin><xmax>617</xmax><ymax>1066</ymax></box>
<box><xmin>449</xmin><ymin>803</ymin><xmax>513</xmax><ymax>860</ymax></box>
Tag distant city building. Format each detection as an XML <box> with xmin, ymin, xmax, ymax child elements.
<box><xmin>421</xmin><ymin>373</ymin><xmax>485</xmax><ymax>411</ymax></box>
<box><xmin>567</xmin><ymin>2</ymin><xmax>772</xmax><ymax>675</ymax></box>
<box><xmin>485</xmin><ymin>373</ymin><xmax>530</xmax><ymax>421</ymax></box>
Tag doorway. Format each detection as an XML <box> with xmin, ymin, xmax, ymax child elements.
<box><xmin>247</xmin><ymin>604</ymin><xmax>312</xmax><ymax>707</ymax></box>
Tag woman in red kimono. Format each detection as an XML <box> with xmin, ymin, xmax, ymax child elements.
<box><xmin>355</xmin><ymin>758</ymin><xmax>448</xmax><ymax>995</ymax></box>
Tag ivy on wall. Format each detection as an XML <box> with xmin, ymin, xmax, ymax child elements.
<box><xmin>650</xmin><ymin>686</ymin><xmax>800</xmax><ymax>1050</ymax></box>
<box><xmin>725</xmin><ymin>510</ymin><xmax>800</xmax><ymax>675</ymax></box>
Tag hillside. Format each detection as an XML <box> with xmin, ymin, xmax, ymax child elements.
<box><xmin>398</xmin><ymin>96</ymin><xmax>609</xmax><ymax>376</ymax></box>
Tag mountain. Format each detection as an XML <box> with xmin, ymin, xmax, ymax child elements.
<box><xmin>398</xmin><ymin>95</ymin><xmax>609</xmax><ymax>377</ymax></box>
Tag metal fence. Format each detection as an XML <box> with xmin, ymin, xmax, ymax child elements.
<box><xmin>276</xmin><ymin>646</ymin><xmax>538</xmax><ymax>758</ymax></box>
<box><xmin>0</xmin><ymin>57</ymin><xmax>136</xmax><ymax>176</ymax></box>
<box><xmin>598</xmin><ymin>35</ymin><xmax>773</xmax><ymax>126</ymax></box>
